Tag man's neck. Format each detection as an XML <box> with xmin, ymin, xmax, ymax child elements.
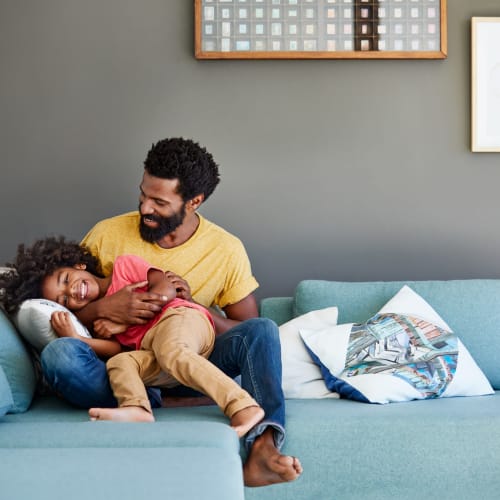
<box><xmin>156</xmin><ymin>213</ymin><xmax>200</xmax><ymax>249</ymax></box>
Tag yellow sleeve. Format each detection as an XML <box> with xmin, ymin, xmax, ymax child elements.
<box><xmin>80</xmin><ymin>220</ymin><xmax>116</xmax><ymax>277</ymax></box>
<box><xmin>217</xmin><ymin>240</ymin><xmax>259</xmax><ymax>308</ymax></box>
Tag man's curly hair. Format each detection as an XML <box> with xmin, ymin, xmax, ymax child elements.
<box><xmin>0</xmin><ymin>236</ymin><xmax>101</xmax><ymax>315</ymax></box>
<box><xmin>144</xmin><ymin>137</ymin><xmax>220</xmax><ymax>202</ymax></box>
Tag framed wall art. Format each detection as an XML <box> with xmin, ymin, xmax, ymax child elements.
<box><xmin>194</xmin><ymin>0</ymin><xmax>447</xmax><ymax>60</ymax></box>
<box><xmin>471</xmin><ymin>17</ymin><xmax>500</xmax><ymax>152</ymax></box>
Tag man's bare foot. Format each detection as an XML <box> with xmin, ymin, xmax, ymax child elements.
<box><xmin>230</xmin><ymin>405</ymin><xmax>265</xmax><ymax>438</ymax></box>
<box><xmin>88</xmin><ymin>406</ymin><xmax>155</xmax><ymax>422</ymax></box>
<box><xmin>243</xmin><ymin>427</ymin><xmax>303</xmax><ymax>487</ymax></box>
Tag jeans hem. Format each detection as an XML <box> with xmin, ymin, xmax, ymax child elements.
<box><xmin>244</xmin><ymin>420</ymin><xmax>286</xmax><ymax>453</ymax></box>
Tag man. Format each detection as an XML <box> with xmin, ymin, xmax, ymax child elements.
<box><xmin>41</xmin><ymin>137</ymin><xmax>302</xmax><ymax>487</ymax></box>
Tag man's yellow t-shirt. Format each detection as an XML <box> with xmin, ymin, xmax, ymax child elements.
<box><xmin>81</xmin><ymin>211</ymin><xmax>259</xmax><ymax>309</ymax></box>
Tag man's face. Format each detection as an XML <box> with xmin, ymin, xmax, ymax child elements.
<box><xmin>139</xmin><ymin>202</ymin><xmax>186</xmax><ymax>243</ymax></box>
<box><xmin>138</xmin><ymin>172</ymin><xmax>188</xmax><ymax>243</ymax></box>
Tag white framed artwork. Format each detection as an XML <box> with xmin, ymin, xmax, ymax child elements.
<box><xmin>471</xmin><ymin>17</ymin><xmax>500</xmax><ymax>152</ymax></box>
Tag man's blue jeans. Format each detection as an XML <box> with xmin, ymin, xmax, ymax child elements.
<box><xmin>40</xmin><ymin>318</ymin><xmax>285</xmax><ymax>451</ymax></box>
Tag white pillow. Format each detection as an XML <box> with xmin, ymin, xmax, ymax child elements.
<box><xmin>279</xmin><ymin>306</ymin><xmax>339</xmax><ymax>399</ymax></box>
<box><xmin>14</xmin><ymin>299</ymin><xmax>91</xmax><ymax>352</ymax></box>
<box><xmin>300</xmin><ymin>286</ymin><xmax>494</xmax><ymax>404</ymax></box>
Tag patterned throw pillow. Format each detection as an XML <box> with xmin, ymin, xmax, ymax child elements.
<box><xmin>300</xmin><ymin>286</ymin><xmax>494</xmax><ymax>404</ymax></box>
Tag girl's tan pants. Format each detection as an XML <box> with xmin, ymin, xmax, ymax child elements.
<box><xmin>106</xmin><ymin>306</ymin><xmax>258</xmax><ymax>416</ymax></box>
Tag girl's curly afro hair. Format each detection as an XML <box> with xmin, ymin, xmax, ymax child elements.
<box><xmin>0</xmin><ymin>236</ymin><xmax>101</xmax><ymax>315</ymax></box>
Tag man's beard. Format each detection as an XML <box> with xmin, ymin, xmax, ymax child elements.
<box><xmin>139</xmin><ymin>202</ymin><xmax>186</xmax><ymax>243</ymax></box>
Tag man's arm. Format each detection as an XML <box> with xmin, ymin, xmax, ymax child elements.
<box><xmin>164</xmin><ymin>271</ymin><xmax>259</xmax><ymax>335</ymax></box>
<box><xmin>75</xmin><ymin>281</ymin><xmax>168</xmax><ymax>329</ymax></box>
<box><xmin>211</xmin><ymin>294</ymin><xmax>259</xmax><ymax>335</ymax></box>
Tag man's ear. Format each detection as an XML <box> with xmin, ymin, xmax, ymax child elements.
<box><xmin>74</xmin><ymin>263</ymin><xmax>87</xmax><ymax>270</ymax></box>
<box><xmin>188</xmin><ymin>194</ymin><xmax>204</xmax><ymax>211</ymax></box>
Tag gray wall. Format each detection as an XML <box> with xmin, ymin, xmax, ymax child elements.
<box><xmin>1</xmin><ymin>0</ymin><xmax>500</xmax><ymax>300</ymax></box>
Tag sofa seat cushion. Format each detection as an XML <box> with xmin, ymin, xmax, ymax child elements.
<box><xmin>1</xmin><ymin>397</ymin><xmax>237</xmax><ymax>450</ymax></box>
<box><xmin>1</xmin><ymin>446</ymin><xmax>244</xmax><ymax>500</ymax></box>
<box><xmin>245</xmin><ymin>393</ymin><xmax>500</xmax><ymax>500</ymax></box>
<box><xmin>1</xmin><ymin>399</ymin><xmax>244</xmax><ymax>500</ymax></box>
<box><xmin>0</xmin><ymin>419</ymin><xmax>239</xmax><ymax>450</ymax></box>
<box><xmin>294</xmin><ymin>280</ymin><xmax>500</xmax><ymax>389</ymax></box>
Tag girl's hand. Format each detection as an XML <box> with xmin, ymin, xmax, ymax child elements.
<box><xmin>164</xmin><ymin>271</ymin><xmax>193</xmax><ymax>302</ymax></box>
<box><xmin>50</xmin><ymin>311</ymin><xmax>80</xmax><ymax>338</ymax></box>
<box><xmin>93</xmin><ymin>318</ymin><xmax>127</xmax><ymax>339</ymax></box>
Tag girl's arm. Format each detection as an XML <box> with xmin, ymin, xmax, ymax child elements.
<box><xmin>147</xmin><ymin>268</ymin><xmax>177</xmax><ymax>303</ymax></box>
<box><xmin>50</xmin><ymin>311</ymin><xmax>122</xmax><ymax>359</ymax></box>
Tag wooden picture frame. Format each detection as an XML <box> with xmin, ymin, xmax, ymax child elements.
<box><xmin>471</xmin><ymin>17</ymin><xmax>500</xmax><ymax>152</ymax></box>
<box><xmin>194</xmin><ymin>0</ymin><xmax>447</xmax><ymax>60</ymax></box>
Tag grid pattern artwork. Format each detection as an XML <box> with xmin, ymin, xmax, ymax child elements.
<box><xmin>195</xmin><ymin>0</ymin><xmax>447</xmax><ymax>59</ymax></box>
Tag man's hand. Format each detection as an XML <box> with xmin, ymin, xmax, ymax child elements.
<box><xmin>93</xmin><ymin>319</ymin><xmax>127</xmax><ymax>339</ymax></box>
<box><xmin>75</xmin><ymin>280</ymin><xmax>169</xmax><ymax>328</ymax></box>
<box><xmin>102</xmin><ymin>281</ymin><xmax>167</xmax><ymax>323</ymax></box>
<box><xmin>164</xmin><ymin>271</ymin><xmax>193</xmax><ymax>301</ymax></box>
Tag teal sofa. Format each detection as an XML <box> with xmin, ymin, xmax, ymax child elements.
<box><xmin>0</xmin><ymin>306</ymin><xmax>244</xmax><ymax>500</ymax></box>
<box><xmin>2</xmin><ymin>279</ymin><xmax>500</xmax><ymax>499</ymax></box>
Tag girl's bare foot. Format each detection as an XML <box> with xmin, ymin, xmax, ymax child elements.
<box><xmin>88</xmin><ymin>406</ymin><xmax>155</xmax><ymax>422</ymax></box>
<box><xmin>230</xmin><ymin>405</ymin><xmax>265</xmax><ymax>438</ymax></box>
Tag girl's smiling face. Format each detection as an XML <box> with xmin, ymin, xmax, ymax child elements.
<box><xmin>41</xmin><ymin>264</ymin><xmax>101</xmax><ymax>311</ymax></box>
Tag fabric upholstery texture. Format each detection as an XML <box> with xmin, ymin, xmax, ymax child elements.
<box><xmin>0</xmin><ymin>308</ymin><xmax>36</xmax><ymax>413</ymax></box>
<box><xmin>245</xmin><ymin>396</ymin><xmax>500</xmax><ymax>500</ymax></box>
<box><xmin>0</xmin><ymin>366</ymin><xmax>14</xmax><ymax>416</ymax></box>
<box><xmin>1</xmin><ymin>447</ymin><xmax>244</xmax><ymax>500</ymax></box>
<box><xmin>1</xmin><ymin>403</ymin><xmax>244</xmax><ymax>500</ymax></box>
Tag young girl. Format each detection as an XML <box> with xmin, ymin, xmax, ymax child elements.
<box><xmin>0</xmin><ymin>236</ymin><xmax>264</xmax><ymax>436</ymax></box>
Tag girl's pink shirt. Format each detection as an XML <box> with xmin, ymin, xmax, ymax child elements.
<box><xmin>107</xmin><ymin>254</ymin><xmax>214</xmax><ymax>350</ymax></box>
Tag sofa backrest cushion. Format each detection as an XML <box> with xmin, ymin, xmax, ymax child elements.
<box><xmin>0</xmin><ymin>308</ymin><xmax>36</xmax><ymax>413</ymax></box>
<box><xmin>0</xmin><ymin>365</ymin><xmax>14</xmax><ymax>416</ymax></box>
<box><xmin>293</xmin><ymin>280</ymin><xmax>500</xmax><ymax>390</ymax></box>
<box><xmin>259</xmin><ymin>297</ymin><xmax>294</xmax><ymax>326</ymax></box>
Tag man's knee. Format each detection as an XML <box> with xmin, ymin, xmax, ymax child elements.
<box><xmin>242</xmin><ymin>318</ymin><xmax>280</xmax><ymax>344</ymax></box>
